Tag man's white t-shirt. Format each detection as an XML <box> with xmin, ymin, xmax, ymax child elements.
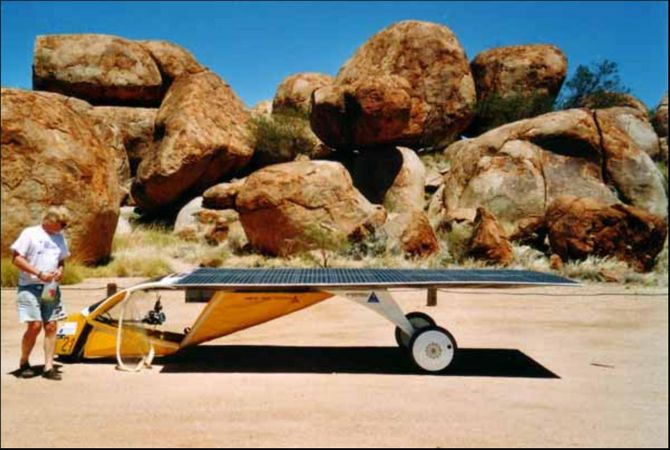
<box><xmin>10</xmin><ymin>225</ymin><xmax>70</xmax><ymax>286</ymax></box>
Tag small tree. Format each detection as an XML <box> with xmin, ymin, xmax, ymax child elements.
<box><xmin>557</xmin><ymin>59</ymin><xmax>631</xmax><ymax>110</ymax></box>
<box><xmin>298</xmin><ymin>223</ymin><xmax>347</xmax><ymax>268</ymax></box>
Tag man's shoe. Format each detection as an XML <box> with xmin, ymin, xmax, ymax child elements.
<box><xmin>42</xmin><ymin>369</ymin><xmax>62</xmax><ymax>381</ymax></box>
<box><xmin>17</xmin><ymin>362</ymin><xmax>35</xmax><ymax>378</ymax></box>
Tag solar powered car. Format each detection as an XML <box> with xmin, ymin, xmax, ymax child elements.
<box><xmin>55</xmin><ymin>268</ymin><xmax>577</xmax><ymax>373</ymax></box>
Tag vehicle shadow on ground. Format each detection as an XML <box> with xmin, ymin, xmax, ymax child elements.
<box><xmin>158</xmin><ymin>346</ymin><xmax>559</xmax><ymax>378</ymax></box>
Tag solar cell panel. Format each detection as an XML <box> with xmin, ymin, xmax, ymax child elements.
<box><xmin>172</xmin><ymin>268</ymin><xmax>577</xmax><ymax>288</ymax></box>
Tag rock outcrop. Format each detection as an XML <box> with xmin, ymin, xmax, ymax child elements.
<box><xmin>311</xmin><ymin>75</ymin><xmax>414</xmax><ymax>149</ymax></box>
<box><xmin>545</xmin><ymin>196</ymin><xmax>667</xmax><ymax>272</ymax></box>
<box><xmin>594</xmin><ymin>108</ymin><xmax>667</xmax><ymax>216</ymax></box>
<box><xmin>33</xmin><ymin>34</ymin><xmax>164</xmax><ymax>106</ymax></box>
<box><xmin>1</xmin><ymin>88</ymin><xmax>120</xmax><ymax>264</ymax></box>
<box><xmin>174</xmin><ymin>196</ymin><xmax>242</xmax><ymax>245</ymax></box>
<box><xmin>57</xmin><ymin>96</ymin><xmax>132</xmax><ymax>203</ymax></box>
<box><xmin>311</xmin><ymin>20</ymin><xmax>476</xmax><ymax>150</ymax></box>
<box><xmin>471</xmin><ymin>44</ymin><xmax>567</xmax><ymax>100</ymax></box>
<box><xmin>272</xmin><ymin>72</ymin><xmax>333</xmax><ymax>115</ymax></box>
<box><xmin>442</xmin><ymin>108</ymin><xmax>667</xmax><ymax>236</ymax></box>
<box><xmin>250</xmin><ymin>100</ymin><xmax>272</xmax><ymax>118</ymax></box>
<box><xmin>579</xmin><ymin>92</ymin><xmax>649</xmax><ymax>117</ymax></box>
<box><xmin>202</xmin><ymin>178</ymin><xmax>246</xmax><ymax>210</ymax></box>
<box><xmin>597</xmin><ymin>107</ymin><xmax>661</xmax><ymax>160</ymax></box>
<box><xmin>236</xmin><ymin>161</ymin><xmax>386</xmax><ymax>256</ymax></box>
<box><xmin>132</xmin><ymin>71</ymin><xmax>253</xmax><ymax>211</ymax></box>
<box><xmin>469</xmin><ymin>44</ymin><xmax>567</xmax><ymax>134</ymax></box>
<box><xmin>467</xmin><ymin>207</ymin><xmax>513</xmax><ymax>265</ymax></box>
<box><xmin>86</xmin><ymin>106</ymin><xmax>157</xmax><ymax>174</ymax></box>
<box><xmin>33</xmin><ymin>34</ymin><xmax>207</xmax><ymax>107</ymax></box>
<box><xmin>383</xmin><ymin>211</ymin><xmax>439</xmax><ymax>258</ymax></box>
<box><xmin>350</xmin><ymin>146</ymin><xmax>426</xmax><ymax>212</ymax></box>
<box><xmin>138</xmin><ymin>40</ymin><xmax>205</xmax><ymax>86</ymax></box>
<box><xmin>653</xmin><ymin>92</ymin><xmax>668</xmax><ymax>138</ymax></box>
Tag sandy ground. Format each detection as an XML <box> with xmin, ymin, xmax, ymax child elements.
<box><xmin>1</xmin><ymin>278</ymin><xmax>668</xmax><ymax>448</ymax></box>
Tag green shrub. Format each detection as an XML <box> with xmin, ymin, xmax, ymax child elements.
<box><xmin>469</xmin><ymin>91</ymin><xmax>555</xmax><ymax>135</ymax></box>
<box><xmin>1</xmin><ymin>258</ymin><xmax>19</xmax><ymax>287</ymax></box>
<box><xmin>342</xmin><ymin>231</ymin><xmax>388</xmax><ymax>261</ymax></box>
<box><xmin>248</xmin><ymin>108</ymin><xmax>324</xmax><ymax>166</ymax></box>
<box><xmin>61</xmin><ymin>262</ymin><xmax>86</xmax><ymax>284</ymax></box>
<box><xmin>577</xmin><ymin>91</ymin><xmax>634</xmax><ymax>109</ymax></box>
<box><xmin>438</xmin><ymin>221</ymin><xmax>475</xmax><ymax>263</ymax></box>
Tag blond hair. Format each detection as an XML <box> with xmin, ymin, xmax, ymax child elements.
<box><xmin>42</xmin><ymin>206</ymin><xmax>71</xmax><ymax>227</ymax></box>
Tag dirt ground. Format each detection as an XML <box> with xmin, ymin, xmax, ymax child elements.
<box><xmin>1</xmin><ymin>278</ymin><xmax>668</xmax><ymax>448</ymax></box>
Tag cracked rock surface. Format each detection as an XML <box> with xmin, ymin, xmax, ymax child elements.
<box><xmin>442</xmin><ymin>108</ymin><xmax>667</xmax><ymax>236</ymax></box>
<box><xmin>236</xmin><ymin>160</ymin><xmax>386</xmax><ymax>256</ymax></box>
<box><xmin>1</xmin><ymin>88</ymin><xmax>120</xmax><ymax>264</ymax></box>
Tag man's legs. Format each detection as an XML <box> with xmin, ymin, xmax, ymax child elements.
<box><xmin>20</xmin><ymin>321</ymin><xmax>42</xmax><ymax>366</ymax></box>
<box><xmin>43</xmin><ymin>321</ymin><xmax>58</xmax><ymax>372</ymax></box>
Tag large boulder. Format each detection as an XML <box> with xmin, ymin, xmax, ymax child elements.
<box><xmin>350</xmin><ymin>146</ymin><xmax>426</xmax><ymax>212</ymax></box>
<box><xmin>546</xmin><ymin>196</ymin><xmax>667</xmax><ymax>272</ymax></box>
<box><xmin>33</xmin><ymin>34</ymin><xmax>164</xmax><ymax>106</ymax></box>
<box><xmin>174</xmin><ymin>196</ymin><xmax>241</xmax><ymax>245</ymax></box>
<box><xmin>1</xmin><ymin>88</ymin><xmax>120</xmax><ymax>264</ymax></box>
<box><xmin>311</xmin><ymin>76</ymin><xmax>414</xmax><ymax>150</ymax></box>
<box><xmin>202</xmin><ymin>178</ymin><xmax>246</xmax><ymax>210</ymax></box>
<box><xmin>132</xmin><ymin>71</ymin><xmax>253</xmax><ymax>211</ymax></box>
<box><xmin>86</xmin><ymin>106</ymin><xmax>157</xmax><ymax>174</ymax></box>
<box><xmin>652</xmin><ymin>92</ymin><xmax>668</xmax><ymax>138</ymax></box>
<box><xmin>272</xmin><ymin>73</ymin><xmax>333</xmax><ymax>116</ymax></box>
<box><xmin>471</xmin><ymin>44</ymin><xmax>567</xmax><ymax>100</ymax></box>
<box><xmin>236</xmin><ymin>161</ymin><xmax>387</xmax><ymax>256</ymax></box>
<box><xmin>383</xmin><ymin>211</ymin><xmax>439</xmax><ymax>258</ymax></box>
<box><xmin>596</xmin><ymin>107</ymin><xmax>661</xmax><ymax>160</ymax></box>
<box><xmin>469</xmin><ymin>44</ymin><xmax>567</xmax><ymax>134</ymax></box>
<box><xmin>311</xmin><ymin>20</ymin><xmax>476</xmax><ymax>150</ymax></box>
<box><xmin>250</xmin><ymin>100</ymin><xmax>272</xmax><ymax>118</ymax></box>
<box><xmin>138</xmin><ymin>40</ymin><xmax>205</xmax><ymax>87</ymax></box>
<box><xmin>57</xmin><ymin>96</ymin><xmax>132</xmax><ymax>203</ymax></box>
<box><xmin>579</xmin><ymin>92</ymin><xmax>649</xmax><ymax>117</ymax></box>
<box><xmin>442</xmin><ymin>108</ymin><xmax>667</xmax><ymax>235</ymax></box>
<box><xmin>595</xmin><ymin>108</ymin><xmax>667</xmax><ymax>215</ymax></box>
<box><xmin>467</xmin><ymin>207</ymin><xmax>513</xmax><ymax>265</ymax></box>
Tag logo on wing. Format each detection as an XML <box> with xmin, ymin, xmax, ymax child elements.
<box><xmin>367</xmin><ymin>292</ymin><xmax>381</xmax><ymax>304</ymax></box>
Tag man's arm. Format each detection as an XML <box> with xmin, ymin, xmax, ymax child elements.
<box><xmin>54</xmin><ymin>259</ymin><xmax>65</xmax><ymax>282</ymax></box>
<box><xmin>12</xmin><ymin>251</ymin><xmax>53</xmax><ymax>282</ymax></box>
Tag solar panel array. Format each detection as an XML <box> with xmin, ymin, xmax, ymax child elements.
<box><xmin>171</xmin><ymin>268</ymin><xmax>577</xmax><ymax>288</ymax></box>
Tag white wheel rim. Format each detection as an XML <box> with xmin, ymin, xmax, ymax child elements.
<box><xmin>400</xmin><ymin>316</ymin><xmax>433</xmax><ymax>348</ymax></box>
<box><xmin>412</xmin><ymin>330</ymin><xmax>455</xmax><ymax>372</ymax></box>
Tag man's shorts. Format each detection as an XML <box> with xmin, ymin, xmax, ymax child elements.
<box><xmin>16</xmin><ymin>284</ymin><xmax>66</xmax><ymax>323</ymax></box>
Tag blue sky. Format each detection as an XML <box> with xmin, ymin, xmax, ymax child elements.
<box><xmin>1</xmin><ymin>1</ymin><xmax>668</xmax><ymax>109</ymax></box>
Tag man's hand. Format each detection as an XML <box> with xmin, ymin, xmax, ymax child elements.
<box><xmin>53</xmin><ymin>268</ymin><xmax>64</xmax><ymax>282</ymax></box>
<box><xmin>38</xmin><ymin>271</ymin><xmax>56</xmax><ymax>282</ymax></box>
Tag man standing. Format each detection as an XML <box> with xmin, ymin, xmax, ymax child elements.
<box><xmin>11</xmin><ymin>206</ymin><xmax>70</xmax><ymax>380</ymax></box>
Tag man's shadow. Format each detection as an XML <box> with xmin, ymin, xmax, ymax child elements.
<box><xmin>159</xmin><ymin>346</ymin><xmax>560</xmax><ymax>378</ymax></box>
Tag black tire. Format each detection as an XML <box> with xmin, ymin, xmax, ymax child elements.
<box><xmin>57</xmin><ymin>345</ymin><xmax>84</xmax><ymax>363</ymax></box>
<box><xmin>395</xmin><ymin>312</ymin><xmax>436</xmax><ymax>349</ymax></box>
<box><xmin>408</xmin><ymin>325</ymin><xmax>457</xmax><ymax>373</ymax></box>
